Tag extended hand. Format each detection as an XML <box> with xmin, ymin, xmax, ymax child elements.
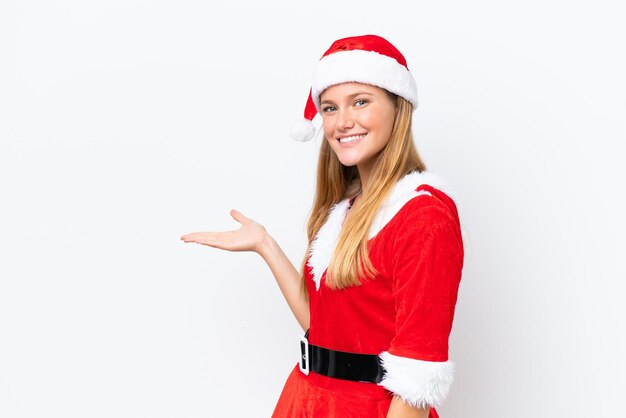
<box><xmin>180</xmin><ymin>209</ymin><xmax>268</xmax><ymax>254</ymax></box>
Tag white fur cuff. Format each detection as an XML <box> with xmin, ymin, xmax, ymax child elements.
<box><xmin>378</xmin><ymin>351</ymin><xmax>455</xmax><ymax>408</ymax></box>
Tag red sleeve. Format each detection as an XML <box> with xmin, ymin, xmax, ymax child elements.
<box><xmin>388</xmin><ymin>199</ymin><xmax>464</xmax><ymax>361</ymax></box>
<box><xmin>378</xmin><ymin>194</ymin><xmax>464</xmax><ymax>408</ymax></box>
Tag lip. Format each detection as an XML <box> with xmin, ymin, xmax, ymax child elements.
<box><xmin>336</xmin><ymin>133</ymin><xmax>367</xmax><ymax>148</ymax></box>
<box><xmin>336</xmin><ymin>132</ymin><xmax>368</xmax><ymax>140</ymax></box>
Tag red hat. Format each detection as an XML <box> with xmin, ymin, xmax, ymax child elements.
<box><xmin>290</xmin><ymin>34</ymin><xmax>418</xmax><ymax>142</ymax></box>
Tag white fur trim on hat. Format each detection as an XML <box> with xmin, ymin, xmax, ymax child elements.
<box><xmin>378</xmin><ymin>351</ymin><xmax>455</xmax><ymax>408</ymax></box>
<box><xmin>311</xmin><ymin>49</ymin><xmax>418</xmax><ymax>112</ymax></box>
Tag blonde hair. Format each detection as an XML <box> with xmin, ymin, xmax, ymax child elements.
<box><xmin>300</xmin><ymin>94</ymin><xmax>426</xmax><ymax>296</ymax></box>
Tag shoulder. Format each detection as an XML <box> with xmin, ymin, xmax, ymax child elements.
<box><xmin>388</xmin><ymin>184</ymin><xmax>464</xmax><ymax>271</ymax></box>
<box><xmin>370</xmin><ymin>171</ymin><xmax>460</xmax><ymax>239</ymax></box>
<box><xmin>397</xmin><ymin>186</ymin><xmax>459</xmax><ymax>229</ymax></box>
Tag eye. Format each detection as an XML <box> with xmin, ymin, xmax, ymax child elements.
<box><xmin>354</xmin><ymin>99</ymin><xmax>368</xmax><ymax>107</ymax></box>
<box><xmin>322</xmin><ymin>105</ymin><xmax>336</xmax><ymax>113</ymax></box>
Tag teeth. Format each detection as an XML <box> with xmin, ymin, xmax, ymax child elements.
<box><xmin>339</xmin><ymin>134</ymin><xmax>366</xmax><ymax>143</ymax></box>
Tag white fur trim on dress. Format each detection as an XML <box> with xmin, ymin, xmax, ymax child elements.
<box><xmin>311</xmin><ymin>49</ymin><xmax>418</xmax><ymax>112</ymax></box>
<box><xmin>306</xmin><ymin>171</ymin><xmax>456</xmax><ymax>290</ymax></box>
<box><xmin>378</xmin><ymin>351</ymin><xmax>455</xmax><ymax>408</ymax></box>
<box><xmin>307</xmin><ymin>199</ymin><xmax>352</xmax><ymax>291</ymax></box>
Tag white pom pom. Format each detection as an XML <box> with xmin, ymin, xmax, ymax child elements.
<box><xmin>290</xmin><ymin>118</ymin><xmax>316</xmax><ymax>142</ymax></box>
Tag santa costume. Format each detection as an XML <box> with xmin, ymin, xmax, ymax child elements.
<box><xmin>273</xmin><ymin>35</ymin><xmax>464</xmax><ymax>418</ymax></box>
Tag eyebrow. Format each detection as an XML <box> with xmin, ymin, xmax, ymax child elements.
<box><xmin>320</xmin><ymin>91</ymin><xmax>375</xmax><ymax>105</ymax></box>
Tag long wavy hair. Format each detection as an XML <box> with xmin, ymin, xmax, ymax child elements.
<box><xmin>300</xmin><ymin>92</ymin><xmax>427</xmax><ymax>296</ymax></box>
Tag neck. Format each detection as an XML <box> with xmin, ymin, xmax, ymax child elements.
<box><xmin>357</xmin><ymin>161</ymin><xmax>374</xmax><ymax>196</ymax></box>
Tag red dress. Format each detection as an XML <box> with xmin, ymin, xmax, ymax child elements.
<box><xmin>272</xmin><ymin>171</ymin><xmax>464</xmax><ymax>418</ymax></box>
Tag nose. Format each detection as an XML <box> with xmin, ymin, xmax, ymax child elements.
<box><xmin>337</xmin><ymin>108</ymin><xmax>355</xmax><ymax>130</ymax></box>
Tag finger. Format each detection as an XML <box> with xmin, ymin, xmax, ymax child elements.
<box><xmin>230</xmin><ymin>209</ymin><xmax>248</xmax><ymax>224</ymax></box>
<box><xmin>181</xmin><ymin>232</ymin><xmax>214</xmax><ymax>244</ymax></box>
<box><xmin>183</xmin><ymin>231</ymin><xmax>237</xmax><ymax>249</ymax></box>
<box><xmin>197</xmin><ymin>231</ymin><xmax>238</xmax><ymax>250</ymax></box>
<box><xmin>180</xmin><ymin>233</ymin><xmax>196</xmax><ymax>243</ymax></box>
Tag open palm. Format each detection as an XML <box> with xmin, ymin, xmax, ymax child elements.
<box><xmin>180</xmin><ymin>209</ymin><xmax>267</xmax><ymax>253</ymax></box>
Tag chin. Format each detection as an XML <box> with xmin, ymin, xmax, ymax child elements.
<box><xmin>337</xmin><ymin>158</ymin><xmax>360</xmax><ymax>167</ymax></box>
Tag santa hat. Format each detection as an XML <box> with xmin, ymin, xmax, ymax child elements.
<box><xmin>290</xmin><ymin>34</ymin><xmax>418</xmax><ymax>142</ymax></box>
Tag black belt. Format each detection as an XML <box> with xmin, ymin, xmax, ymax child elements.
<box><xmin>299</xmin><ymin>329</ymin><xmax>384</xmax><ymax>383</ymax></box>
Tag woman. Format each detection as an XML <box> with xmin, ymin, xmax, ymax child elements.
<box><xmin>181</xmin><ymin>35</ymin><xmax>464</xmax><ymax>418</ymax></box>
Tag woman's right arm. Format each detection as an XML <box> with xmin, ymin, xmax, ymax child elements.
<box><xmin>180</xmin><ymin>209</ymin><xmax>310</xmax><ymax>330</ymax></box>
<box><xmin>257</xmin><ymin>233</ymin><xmax>310</xmax><ymax>330</ymax></box>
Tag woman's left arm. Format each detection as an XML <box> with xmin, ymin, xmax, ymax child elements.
<box><xmin>380</xmin><ymin>198</ymin><xmax>464</xmax><ymax>415</ymax></box>
<box><xmin>386</xmin><ymin>395</ymin><xmax>430</xmax><ymax>418</ymax></box>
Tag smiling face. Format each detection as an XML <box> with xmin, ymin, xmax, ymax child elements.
<box><xmin>320</xmin><ymin>82</ymin><xmax>397</xmax><ymax>176</ymax></box>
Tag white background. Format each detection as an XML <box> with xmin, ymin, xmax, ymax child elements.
<box><xmin>1</xmin><ymin>1</ymin><xmax>625</xmax><ymax>417</ymax></box>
